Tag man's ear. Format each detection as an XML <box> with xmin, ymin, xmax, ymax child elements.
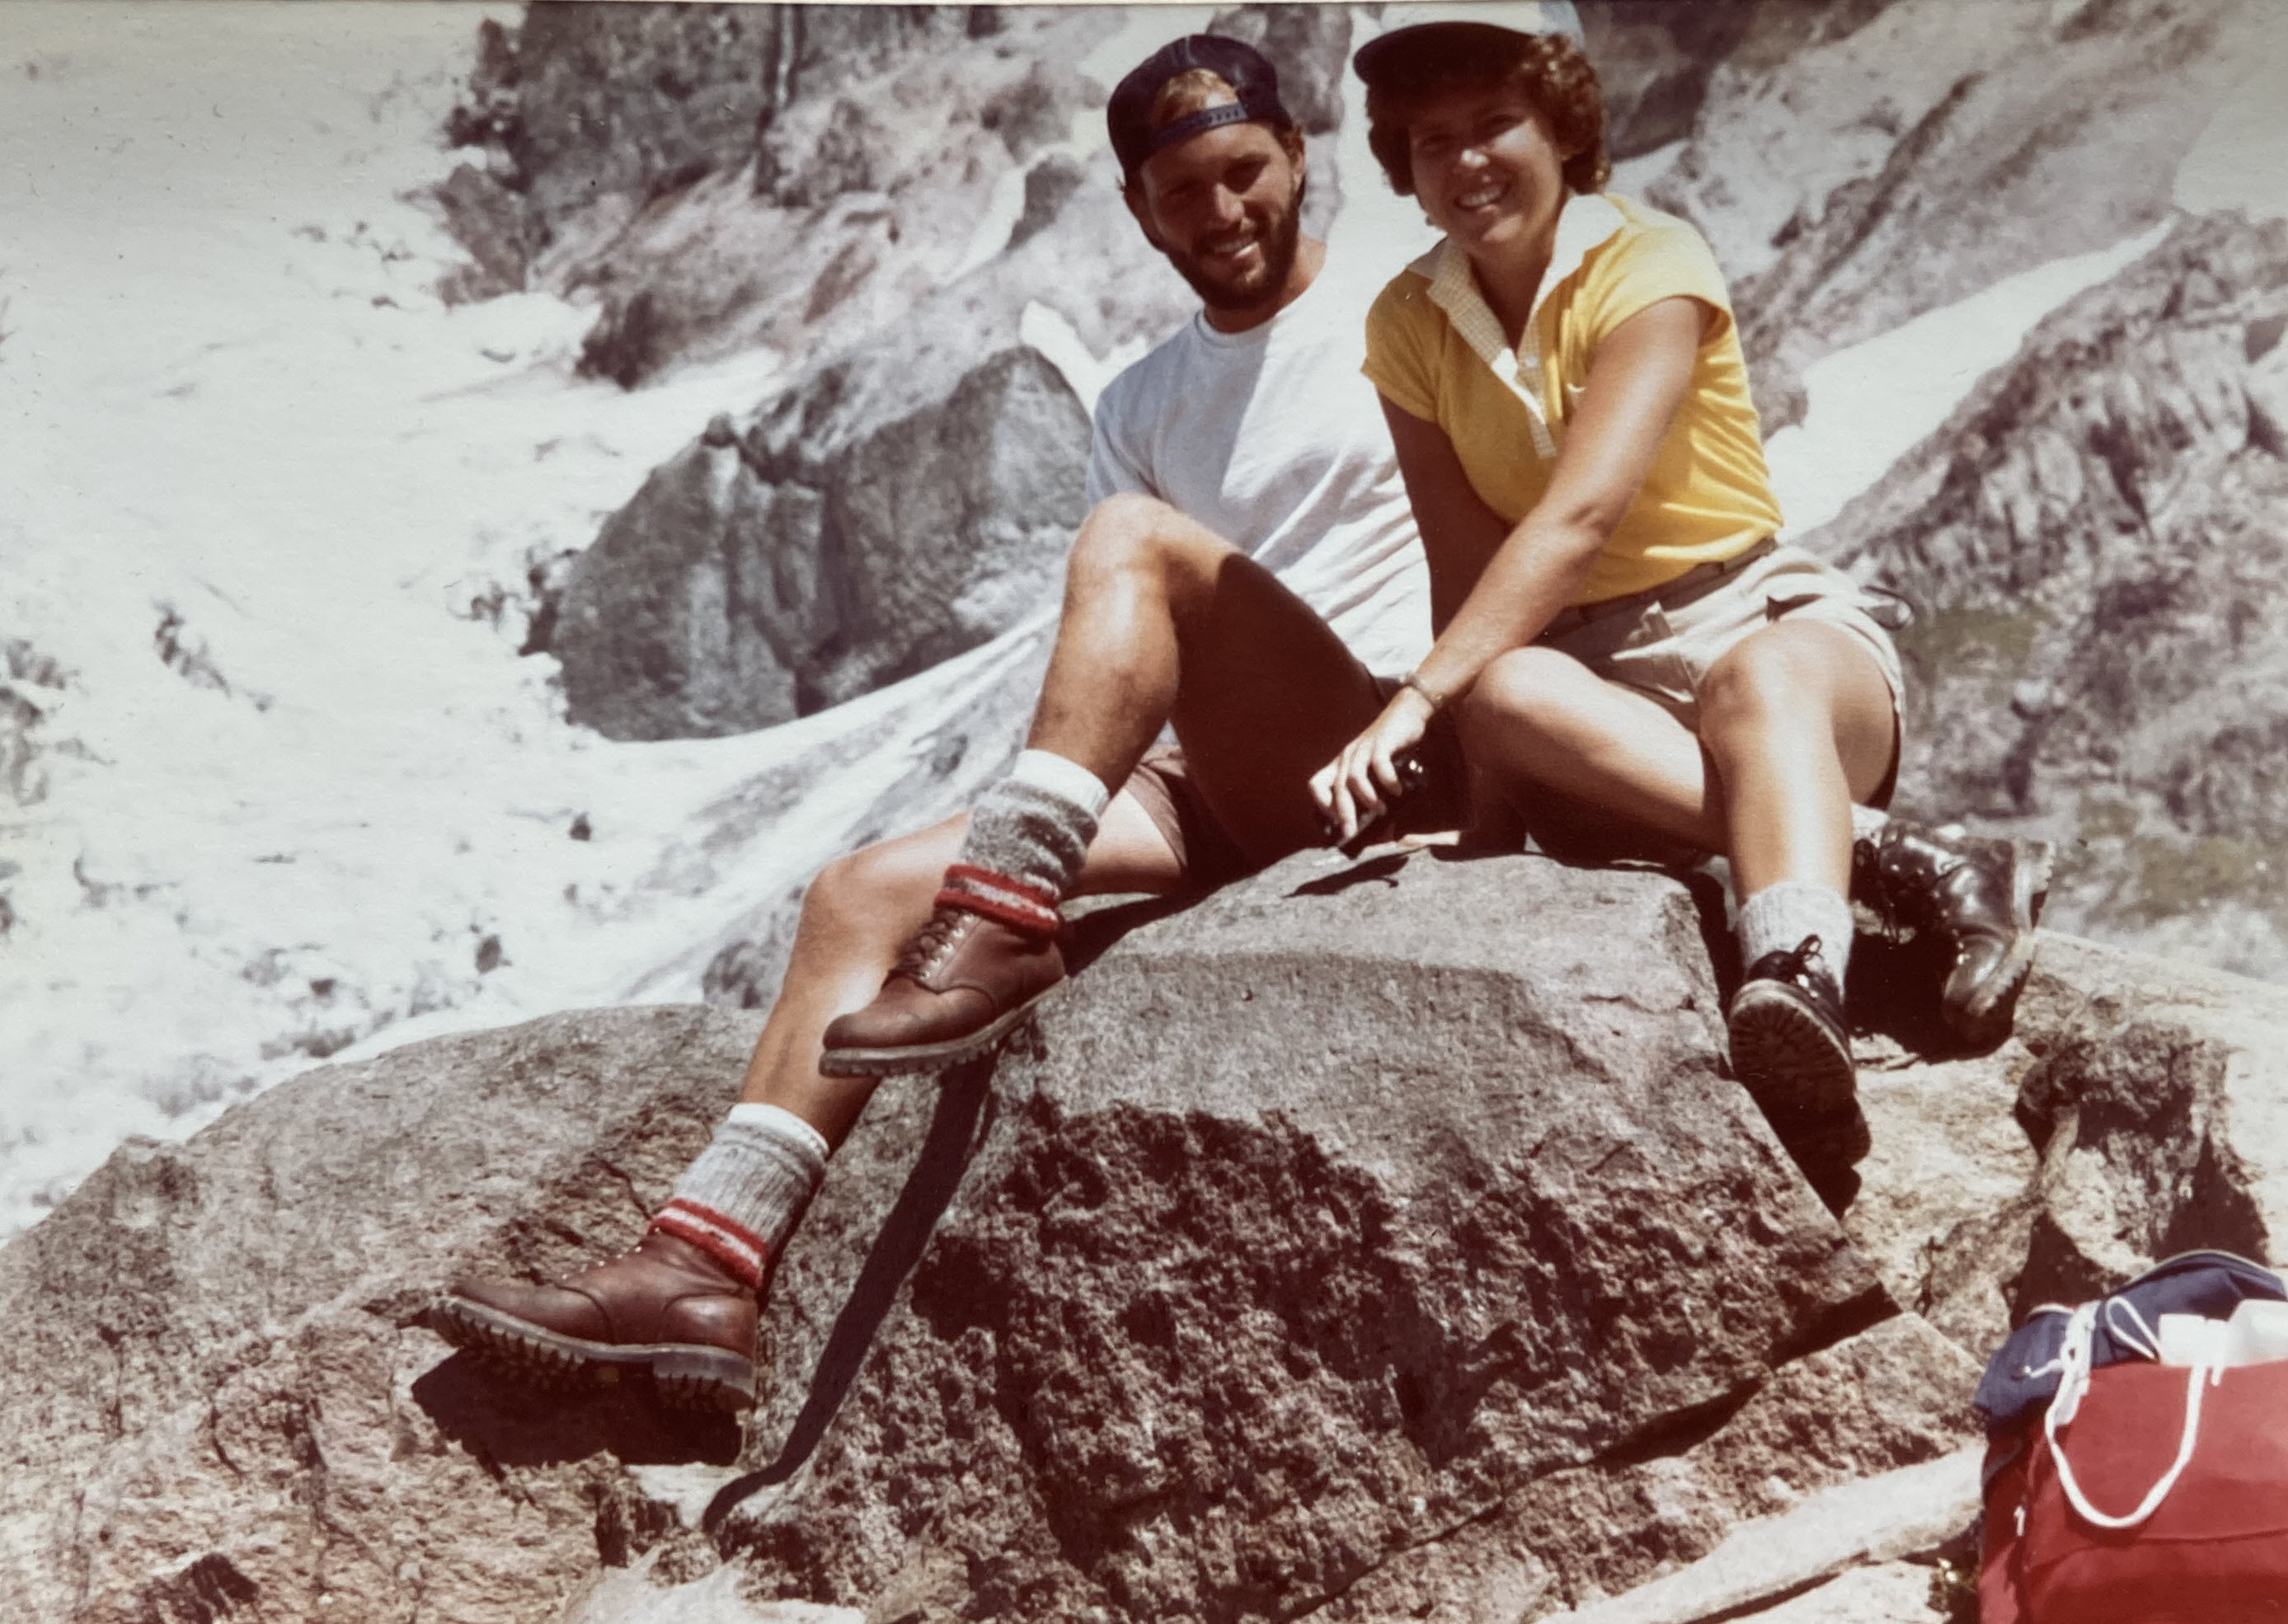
<box><xmin>1283</xmin><ymin>128</ymin><xmax>1308</xmax><ymax>190</ymax></box>
<box><xmin>1122</xmin><ymin>181</ymin><xmax>1163</xmax><ymax>250</ymax></box>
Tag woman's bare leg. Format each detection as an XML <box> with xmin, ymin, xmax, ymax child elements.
<box><xmin>1452</xmin><ymin>625</ymin><xmax>1894</xmax><ymax>875</ymax></box>
<box><xmin>1696</xmin><ymin>622</ymin><xmax>1896</xmax><ymax>894</ymax></box>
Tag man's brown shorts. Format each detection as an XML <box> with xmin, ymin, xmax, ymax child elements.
<box><xmin>1117</xmin><ymin>675</ymin><xmax>1469</xmax><ymax>889</ymax></box>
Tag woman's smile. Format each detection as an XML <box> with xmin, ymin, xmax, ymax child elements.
<box><xmin>1408</xmin><ymin>82</ymin><xmax>1569</xmax><ymax>257</ymax></box>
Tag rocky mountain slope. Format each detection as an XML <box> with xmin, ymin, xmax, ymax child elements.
<box><xmin>5</xmin><ymin>851</ymin><xmax>2286</xmax><ymax>1622</ymax></box>
<box><xmin>439</xmin><ymin>2</ymin><xmax>1199</xmax><ymax>738</ymax></box>
<box><xmin>1629</xmin><ymin>0</ymin><xmax>2281</xmax><ymax>430</ymax></box>
<box><xmin>1825</xmin><ymin>209</ymin><xmax>2288</xmax><ymax>979</ymax></box>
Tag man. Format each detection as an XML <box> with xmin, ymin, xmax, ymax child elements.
<box><xmin>433</xmin><ymin>21</ymin><xmax>2042</xmax><ymax>1412</ymax></box>
<box><xmin>433</xmin><ymin>33</ymin><xmax>1451</xmax><ymax>1411</ymax></box>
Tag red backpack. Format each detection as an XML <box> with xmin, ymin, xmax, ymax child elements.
<box><xmin>1976</xmin><ymin>1251</ymin><xmax>2288</xmax><ymax>1622</ymax></box>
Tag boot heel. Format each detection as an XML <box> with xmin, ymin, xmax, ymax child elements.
<box><xmin>651</xmin><ymin>1346</ymin><xmax>756</xmax><ymax>1410</ymax></box>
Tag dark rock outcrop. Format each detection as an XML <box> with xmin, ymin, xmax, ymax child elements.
<box><xmin>1578</xmin><ymin>0</ymin><xmax>1892</xmax><ymax>162</ymax></box>
<box><xmin>445</xmin><ymin>4</ymin><xmax>974</xmax><ymax>253</ymax></box>
<box><xmin>552</xmin><ymin>340</ymin><xmax>1085</xmax><ymax>737</ymax></box>
<box><xmin>1209</xmin><ymin>4</ymin><xmax>1353</xmax><ymax>135</ymax></box>
<box><xmin>1822</xmin><ymin>209</ymin><xmax>2288</xmax><ymax>979</ymax></box>
<box><xmin>11</xmin><ymin>845</ymin><xmax>2287</xmax><ymax>1621</ymax></box>
<box><xmin>1</xmin><ymin>636</ymin><xmax>68</xmax><ymax>807</ymax></box>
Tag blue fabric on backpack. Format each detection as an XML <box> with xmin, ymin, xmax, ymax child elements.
<box><xmin>1975</xmin><ymin>1250</ymin><xmax>2288</xmax><ymax>1436</ymax></box>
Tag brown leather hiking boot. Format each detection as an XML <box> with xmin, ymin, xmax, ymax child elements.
<box><xmin>819</xmin><ymin>903</ymin><xmax>1064</xmax><ymax>1077</ymax></box>
<box><xmin>1853</xmin><ymin>819</ymin><xmax>2053</xmax><ymax>1047</ymax></box>
<box><xmin>430</xmin><ymin>1230</ymin><xmax>758</xmax><ymax>1410</ymax></box>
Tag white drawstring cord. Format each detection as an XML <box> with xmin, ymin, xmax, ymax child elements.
<box><xmin>2045</xmin><ymin>1298</ymin><xmax>2220</xmax><ymax>1530</ymax></box>
<box><xmin>2105</xmin><ymin>1296</ymin><xmax>2163</xmax><ymax>1361</ymax></box>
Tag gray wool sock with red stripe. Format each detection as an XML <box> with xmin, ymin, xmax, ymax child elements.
<box><xmin>941</xmin><ymin>750</ymin><xmax>1111</xmax><ymax>934</ymax></box>
<box><xmin>650</xmin><ymin>1104</ymin><xmax>829</xmax><ymax>1293</ymax></box>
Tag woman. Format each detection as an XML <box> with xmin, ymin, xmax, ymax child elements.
<box><xmin>1312</xmin><ymin>15</ymin><xmax>1910</xmax><ymax>1158</ymax></box>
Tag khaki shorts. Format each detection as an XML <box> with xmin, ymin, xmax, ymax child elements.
<box><xmin>1121</xmin><ymin>542</ymin><xmax>1905</xmax><ymax>879</ymax></box>
<box><xmin>1538</xmin><ymin>542</ymin><xmax>1908</xmax><ymax>800</ymax></box>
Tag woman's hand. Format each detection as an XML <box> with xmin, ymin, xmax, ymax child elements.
<box><xmin>1310</xmin><ymin>683</ymin><xmax>1437</xmax><ymax>843</ymax></box>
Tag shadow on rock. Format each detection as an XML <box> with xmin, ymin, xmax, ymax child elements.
<box><xmin>411</xmin><ymin>1351</ymin><xmax>743</xmax><ymax>1467</ymax></box>
<box><xmin>1062</xmin><ymin>890</ymin><xmax>1200</xmax><ymax>979</ymax></box>
<box><xmin>1849</xmin><ymin>928</ymin><xmax>1977</xmax><ymax>1058</ymax></box>
<box><xmin>1285</xmin><ymin>850</ymin><xmax>1409</xmax><ymax>896</ymax></box>
<box><xmin>707</xmin><ymin>1059</ymin><xmax>998</xmax><ymax>1526</ymax></box>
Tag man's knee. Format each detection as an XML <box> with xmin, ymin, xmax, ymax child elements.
<box><xmin>1065</xmin><ymin>493</ymin><xmax>1228</xmax><ymax>608</ymax></box>
<box><xmin>802</xmin><ymin>830</ymin><xmax>944</xmax><ymax>941</ymax></box>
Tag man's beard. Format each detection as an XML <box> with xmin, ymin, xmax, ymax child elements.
<box><xmin>1164</xmin><ymin>193</ymin><xmax>1303</xmax><ymax>314</ymax></box>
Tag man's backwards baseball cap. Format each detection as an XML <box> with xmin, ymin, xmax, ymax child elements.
<box><xmin>1108</xmin><ymin>35</ymin><xmax>1295</xmax><ymax>185</ymax></box>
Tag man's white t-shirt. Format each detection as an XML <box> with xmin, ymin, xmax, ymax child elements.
<box><xmin>1084</xmin><ymin>262</ymin><xmax>1433</xmax><ymax>676</ymax></box>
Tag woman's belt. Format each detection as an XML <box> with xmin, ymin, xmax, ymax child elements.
<box><xmin>1535</xmin><ymin>537</ymin><xmax>1778</xmax><ymax>641</ymax></box>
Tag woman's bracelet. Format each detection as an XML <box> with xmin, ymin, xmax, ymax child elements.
<box><xmin>1399</xmin><ymin>670</ymin><xmax>1446</xmax><ymax>713</ymax></box>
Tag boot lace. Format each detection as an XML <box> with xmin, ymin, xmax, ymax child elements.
<box><xmin>892</xmin><ymin>905</ymin><xmax>971</xmax><ymax>979</ymax></box>
<box><xmin>1761</xmin><ymin>933</ymin><xmax>1835</xmax><ymax>993</ymax></box>
<box><xmin>1858</xmin><ymin>828</ymin><xmax>1965</xmax><ymax>945</ymax></box>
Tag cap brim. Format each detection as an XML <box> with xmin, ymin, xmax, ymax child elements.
<box><xmin>1352</xmin><ymin>20</ymin><xmax>1538</xmax><ymax>82</ymax></box>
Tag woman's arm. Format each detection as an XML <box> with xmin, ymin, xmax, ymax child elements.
<box><xmin>1404</xmin><ymin>293</ymin><xmax>1709</xmax><ymax>697</ymax></box>
<box><xmin>1312</xmin><ymin>294</ymin><xmax>1712</xmax><ymax>838</ymax></box>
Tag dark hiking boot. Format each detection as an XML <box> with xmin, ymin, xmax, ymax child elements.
<box><xmin>819</xmin><ymin>904</ymin><xmax>1064</xmax><ymax>1077</ymax></box>
<box><xmin>431</xmin><ymin>1231</ymin><xmax>758</xmax><ymax>1410</ymax></box>
<box><xmin>1853</xmin><ymin>819</ymin><xmax>2053</xmax><ymax>1047</ymax></box>
<box><xmin>1728</xmin><ymin>934</ymin><xmax>1859</xmax><ymax>1128</ymax></box>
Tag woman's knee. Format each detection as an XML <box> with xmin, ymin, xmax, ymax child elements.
<box><xmin>1456</xmin><ymin>646</ymin><xmax>1599</xmax><ymax>752</ymax></box>
<box><xmin>1698</xmin><ymin>629</ymin><xmax>1819</xmax><ymax>735</ymax></box>
<box><xmin>1698</xmin><ymin>622</ymin><xmax>1891</xmax><ymax>772</ymax></box>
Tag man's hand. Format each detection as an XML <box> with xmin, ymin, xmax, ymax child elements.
<box><xmin>1310</xmin><ymin>684</ymin><xmax>1435</xmax><ymax>844</ymax></box>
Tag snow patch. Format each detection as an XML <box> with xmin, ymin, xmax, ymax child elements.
<box><xmin>1767</xmin><ymin>221</ymin><xmax>2171</xmax><ymax>540</ymax></box>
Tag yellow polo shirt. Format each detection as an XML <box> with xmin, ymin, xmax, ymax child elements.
<box><xmin>1362</xmin><ymin>192</ymin><xmax>1783</xmax><ymax>606</ymax></box>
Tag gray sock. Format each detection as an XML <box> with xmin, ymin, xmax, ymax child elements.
<box><xmin>1738</xmin><ymin>880</ymin><xmax>1856</xmax><ymax>983</ymax></box>
<box><xmin>650</xmin><ymin>1104</ymin><xmax>829</xmax><ymax>1292</ymax></box>
<box><xmin>943</xmin><ymin>749</ymin><xmax>1110</xmax><ymax>933</ymax></box>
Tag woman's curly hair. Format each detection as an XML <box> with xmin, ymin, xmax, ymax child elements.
<box><xmin>1365</xmin><ymin>28</ymin><xmax>1609</xmax><ymax>199</ymax></box>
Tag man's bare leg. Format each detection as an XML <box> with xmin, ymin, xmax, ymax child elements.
<box><xmin>820</xmin><ymin>494</ymin><xmax>1385</xmax><ymax>1071</ymax></box>
<box><xmin>435</xmin><ymin>495</ymin><xmax>1384</xmax><ymax>1405</ymax></box>
<box><xmin>1027</xmin><ymin>492</ymin><xmax>1382</xmax><ymax>803</ymax></box>
<box><xmin>735</xmin><ymin>795</ymin><xmax>1185</xmax><ymax>1148</ymax></box>
<box><xmin>745</xmin><ymin>472</ymin><xmax>1391</xmax><ymax>1138</ymax></box>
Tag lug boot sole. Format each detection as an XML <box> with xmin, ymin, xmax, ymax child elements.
<box><xmin>1728</xmin><ymin>982</ymin><xmax>1858</xmax><ymax>1124</ymax></box>
<box><xmin>818</xmin><ymin>982</ymin><xmax>1061</xmax><ymax>1078</ymax></box>
<box><xmin>1950</xmin><ymin>838</ymin><xmax>2055</xmax><ymax>1039</ymax></box>
<box><xmin>428</xmin><ymin>1295</ymin><xmax>755</xmax><ymax>1412</ymax></box>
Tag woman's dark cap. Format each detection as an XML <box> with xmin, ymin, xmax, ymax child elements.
<box><xmin>1108</xmin><ymin>35</ymin><xmax>1296</xmax><ymax>185</ymax></box>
